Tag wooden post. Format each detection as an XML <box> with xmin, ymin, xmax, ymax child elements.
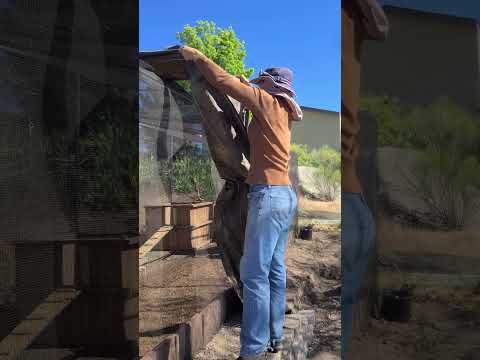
<box><xmin>61</xmin><ymin>244</ymin><xmax>76</xmax><ymax>287</ymax></box>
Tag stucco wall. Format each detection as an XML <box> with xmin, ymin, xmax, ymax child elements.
<box><xmin>291</xmin><ymin>107</ymin><xmax>340</xmax><ymax>150</ymax></box>
<box><xmin>361</xmin><ymin>6</ymin><xmax>480</xmax><ymax>110</ymax></box>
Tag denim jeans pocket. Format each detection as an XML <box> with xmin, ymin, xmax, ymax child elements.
<box><xmin>271</xmin><ymin>193</ymin><xmax>290</xmax><ymax>209</ymax></box>
<box><xmin>247</xmin><ymin>189</ymin><xmax>267</xmax><ymax>212</ymax></box>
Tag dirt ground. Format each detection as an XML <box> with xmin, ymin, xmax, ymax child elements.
<box><xmin>139</xmin><ymin>253</ymin><xmax>229</xmax><ymax>357</ymax></box>
<box><xmin>348</xmin><ymin>286</ymin><xmax>480</xmax><ymax>359</ymax></box>
<box><xmin>297</xmin><ymin>197</ymin><xmax>341</xmax><ymax>220</ymax></box>
<box><xmin>286</xmin><ymin>225</ymin><xmax>341</xmax><ymax>358</ymax></box>
<box><xmin>195</xmin><ymin>225</ymin><xmax>341</xmax><ymax>359</ymax></box>
<box><xmin>377</xmin><ymin>218</ymin><xmax>480</xmax><ymax>258</ymax></box>
<box><xmin>355</xmin><ymin>217</ymin><xmax>480</xmax><ymax>358</ymax></box>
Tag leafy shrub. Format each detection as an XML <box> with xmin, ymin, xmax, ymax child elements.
<box><xmin>172</xmin><ymin>154</ymin><xmax>215</xmax><ymax>201</ymax></box>
<box><xmin>139</xmin><ymin>157</ymin><xmax>170</xmax><ymax>186</ymax></box>
<box><xmin>45</xmin><ymin>103</ymin><xmax>138</xmax><ymax>212</ymax></box>
<box><xmin>176</xmin><ymin>20</ymin><xmax>254</xmax><ymax>93</ymax></box>
<box><xmin>401</xmin><ymin>99</ymin><xmax>480</xmax><ymax>229</ymax></box>
<box><xmin>363</xmin><ymin>95</ymin><xmax>480</xmax><ymax>229</ymax></box>
<box><xmin>78</xmin><ymin>119</ymin><xmax>138</xmax><ymax>211</ymax></box>
<box><xmin>291</xmin><ymin>143</ymin><xmax>340</xmax><ymax>201</ymax></box>
<box><xmin>139</xmin><ymin>142</ymin><xmax>216</xmax><ymax>202</ymax></box>
<box><xmin>360</xmin><ymin>96</ymin><xmax>409</xmax><ymax>147</ymax></box>
<box><xmin>177</xmin><ymin>20</ymin><xmax>254</xmax><ymax>78</ymax></box>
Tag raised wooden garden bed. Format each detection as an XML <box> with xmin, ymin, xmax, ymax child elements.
<box><xmin>144</xmin><ymin>202</ymin><xmax>214</xmax><ymax>251</ymax></box>
<box><xmin>145</xmin><ymin>203</ymin><xmax>172</xmax><ymax>233</ymax></box>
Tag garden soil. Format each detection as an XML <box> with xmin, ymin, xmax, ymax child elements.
<box><xmin>195</xmin><ymin>225</ymin><xmax>341</xmax><ymax>359</ymax></box>
<box><xmin>348</xmin><ymin>287</ymin><xmax>480</xmax><ymax>359</ymax></box>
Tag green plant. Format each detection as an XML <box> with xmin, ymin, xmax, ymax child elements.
<box><xmin>360</xmin><ymin>96</ymin><xmax>411</xmax><ymax>147</ymax></box>
<box><xmin>139</xmin><ymin>157</ymin><xmax>171</xmax><ymax>186</ymax></box>
<box><xmin>364</xmin><ymin>96</ymin><xmax>480</xmax><ymax>229</ymax></box>
<box><xmin>78</xmin><ymin>118</ymin><xmax>138</xmax><ymax>211</ymax></box>
<box><xmin>291</xmin><ymin>143</ymin><xmax>313</xmax><ymax>167</ymax></box>
<box><xmin>177</xmin><ymin>20</ymin><xmax>254</xmax><ymax>80</ymax></box>
<box><xmin>312</xmin><ymin>146</ymin><xmax>341</xmax><ymax>201</ymax></box>
<box><xmin>399</xmin><ymin>98</ymin><xmax>480</xmax><ymax>229</ymax></box>
<box><xmin>291</xmin><ymin>144</ymin><xmax>341</xmax><ymax>200</ymax></box>
<box><xmin>139</xmin><ymin>157</ymin><xmax>159</xmax><ymax>185</ymax></box>
<box><xmin>170</xmin><ymin>143</ymin><xmax>215</xmax><ymax>201</ymax></box>
<box><xmin>45</xmin><ymin>97</ymin><xmax>138</xmax><ymax>212</ymax></box>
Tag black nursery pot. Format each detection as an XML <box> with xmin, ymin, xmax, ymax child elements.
<box><xmin>299</xmin><ymin>225</ymin><xmax>313</xmax><ymax>240</ymax></box>
<box><xmin>381</xmin><ymin>288</ymin><xmax>413</xmax><ymax>322</ymax></box>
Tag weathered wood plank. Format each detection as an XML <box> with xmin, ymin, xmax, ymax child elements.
<box><xmin>0</xmin><ymin>289</ymin><xmax>80</xmax><ymax>360</ymax></box>
<box><xmin>378</xmin><ymin>270</ymin><xmax>480</xmax><ymax>290</ymax></box>
<box><xmin>379</xmin><ymin>252</ymin><xmax>480</xmax><ymax>275</ymax></box>
<box><xmin>139</xmin><ymin>226</ymin><xmax>173</xmax><ymax>258</ymax></box>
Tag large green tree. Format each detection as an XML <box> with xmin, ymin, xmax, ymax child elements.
<box><xmin>176</xmin><ymin>20</ymin><xmax>254</xmax><ymax>78</ymax></box>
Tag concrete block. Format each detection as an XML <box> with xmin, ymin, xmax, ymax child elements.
<box><xmin>298</xmin><ymin>309</ymin><xmax>316</xmax><ymax>341</ymax></box>
<box><xmin>312</xmin><ymin>352</ymin><xmax>340</xmax><ymax>360</ymax></box>
<box><xmin>282</xmin><ymin>327</ymin><xmax>295</xmax><ymax>359</ymax></box>
<box><xmin>287</xmin><ymin>313</ymin><xmax>308</xmax><ymax>337</ymax></box>
<box><xmin>284</xmin><ymin>316</ymin><xmax>301</xmax><ymax>332</ymax></box>
<box><xmin>278</xmin><ymin>310</ymin><xmax>317</xmax><ymax>360</ymax></box>
<box><xmin>298</xmin><ymin>309</ymin><xmax>316</xmax><ymax>323</ymax></box>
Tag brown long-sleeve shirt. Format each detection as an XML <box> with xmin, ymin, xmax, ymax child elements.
<box><xmin>192</xmin><ymin>52</ymin><xmax>293</xmax><ymax>185</ymax></box>
<box><xmin>342</xmin><ymin>2</ymin><xmax>364</xmax><ymax>193</ymax></box>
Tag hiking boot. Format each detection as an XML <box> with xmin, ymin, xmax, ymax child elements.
<box><xmin>236</xmin><ymin>355</ymin><xmax>266</xmax><ymax>360</ymax></box>
<box><xmin>236</xmin><ymin>352</ymin><xmax>267</xmax><ymax>359</ymax></box>
<box><xmin>267</xmin><ymin>340</ymin><xmax>284</xmax><ymax>353</ymax></box>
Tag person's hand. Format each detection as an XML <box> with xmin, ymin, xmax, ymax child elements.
<box><xmin>179</xmin><ymin>45</ymin><xmax>200</xmax><ymax>61</ymax></box>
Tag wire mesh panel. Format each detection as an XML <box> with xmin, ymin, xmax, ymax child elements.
<box><xmin>139</xmin><ymin>63</ymin><xmax>223</xmax><ymax>237</ymax></box>
<box><xmin>139</xmin><ymin>60</ymin><xmax>230</xmax><ymax>358</ymax></box>
<box><xmin>0</xmin><ymin>1</ymin><xmax>139</xmax><ymax>358</ymax></box>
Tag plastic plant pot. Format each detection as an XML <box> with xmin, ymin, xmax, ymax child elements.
<box><xmin>299</xmin><ymin>225</ymin><xmax>313</xmax><ymax>240</ymax></box>
<box><xmin>381</xmin><ymin>287</ymin><xmax>413</xmax><ymax>322</ymax></box>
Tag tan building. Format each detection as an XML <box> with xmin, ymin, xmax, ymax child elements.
<box><xmin>291</xmin><ymin>106</ymin><xmax>340</xmax><ymax>150</ymax></box>
<box><xmin>361</xmin><ymin>5</ymin><xmax>480</xmax><ymax>111</ymax></box>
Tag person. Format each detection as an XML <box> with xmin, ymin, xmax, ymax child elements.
<box><xmin>341</xmin><ymin>0</ymin><xmax>388</xmax><ymax>358</ymax></box>
<box><xmin>179</xmin><ymin>45</ymin><xmax>302</xmax><ymax>360</ymax></box>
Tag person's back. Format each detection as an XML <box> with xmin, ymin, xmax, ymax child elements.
<box><xmin>246</xmin><ymin>90</ymin><xmax>292</xmax><ymax>185</ymax></box>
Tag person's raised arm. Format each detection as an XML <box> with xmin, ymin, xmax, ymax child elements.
<box><xmin>179</xmin><ymin>46</ymin><xmax>261</xmax><ymax>113</ymax></box>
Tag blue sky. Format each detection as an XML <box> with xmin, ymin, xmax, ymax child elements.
<box><xmin>140</xmin><ymin>0</ymin><xmax>340</xmax><ymax>112</ymax></box>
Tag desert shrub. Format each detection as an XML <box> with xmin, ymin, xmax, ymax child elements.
<box><xmin>364</xmin><ymin>96</ymin><xmax>480</xmax><ymax>229</ymax></box>
<box><xmin>400</xmin><ymin>98</ymin><xmax>480</xmax><ymax>229</ymax></box>
<box><xmin>360</xmin><ymin>96</ymin><xmax>411</xmax><ymax>147</ymax></box>
<box><xmin>291</xmin><ymin>143</ymin><xmax>313</xmax><ymax>167</ymax></box>
<box><xmin>291</xmin><ymin>143</ymin><xmax>340</xmax><ymax>201</ymax></box>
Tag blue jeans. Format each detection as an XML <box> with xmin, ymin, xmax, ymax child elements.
<box><xmin>341</xmin><ymin>192</ymin><xmax>375</xmax><ymax>359</ymax></box>
<box><xmin>239</xmin><ymin>184</ymin><xmax>297</xmax><ymax>357</ymax></box>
